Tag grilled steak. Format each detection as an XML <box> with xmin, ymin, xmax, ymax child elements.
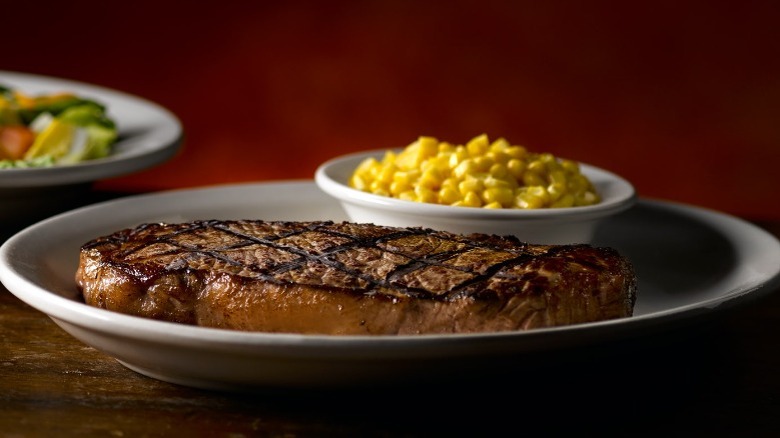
<box><xmin>76</xmin><ymin>220</ymin><xmax>637</xmax><ymax>335</ymax></box>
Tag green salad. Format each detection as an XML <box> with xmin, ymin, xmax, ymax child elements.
<box><xmin>0</xmin><ymin>84</ymin><xmax>118</xmax><ymax>168</ymax></box>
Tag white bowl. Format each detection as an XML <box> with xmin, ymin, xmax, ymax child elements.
<box><xmin>315</xmin><ymin>150</ymin><xmax>637</xmax><ymax>244</ymax></box>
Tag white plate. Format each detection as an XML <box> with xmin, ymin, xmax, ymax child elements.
<box><xmin>1</xmin><ymin>181</ymin><xmax>779</xmax><ymax>390</ymax></box>
<box><xmin>0</xmin><ymin>71</ymin><xmax>182</xmax><ymax>189</ymax></box>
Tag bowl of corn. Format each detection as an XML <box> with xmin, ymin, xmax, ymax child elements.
<box><xmin>315</xmin><ymin>134</ymin><xmax>636</xmax><ymax>244</ymax></box>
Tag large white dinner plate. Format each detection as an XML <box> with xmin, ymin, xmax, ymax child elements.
<box><xmin>2</xmin><ymin>181</ymin><xmax>779</xmax><ymax>390</ymax></box>
<box><xmin>0</xmin><ymin>70</ymin><xmax>182</xmax><ymax>189</ymax></box>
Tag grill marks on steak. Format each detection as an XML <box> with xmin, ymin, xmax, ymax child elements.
<box><xmin>84</xmin><ymin>221</ymin><xmax>527</xmax><ymax>300</ymax></box>
<box><xmin>76</xmin><ymin>220</ymin><xmax>637</xmax><ymax>334</ymax></box>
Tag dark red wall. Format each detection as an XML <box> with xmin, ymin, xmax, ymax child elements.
<box><xmin>6</xmin><ymin>0</ymin><xmax>780</xmax><ymax>220</ymax></box>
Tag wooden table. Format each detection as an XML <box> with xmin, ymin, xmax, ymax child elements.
<box><xmin>2</xmin><ymin>191</ymin><xmax>779</xmax><ymax>437</ymax></box>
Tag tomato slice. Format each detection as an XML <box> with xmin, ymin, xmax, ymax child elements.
<box><xmin>0</xmin><ymin>125</ymin><xmax>36</xmax><ymax>160</ymax></box>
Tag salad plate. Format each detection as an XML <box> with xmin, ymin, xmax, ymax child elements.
<box><xmin>1</xmin><ymin>181</ymin><xmax>779</xmax><ymax>390</ymax></box>
<box><xmin>0</xmin><ymin>71</ymin><xmax>182</xmax><ymax>219</ymax></box>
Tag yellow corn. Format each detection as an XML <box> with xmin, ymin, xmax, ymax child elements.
<box><xmin>547</xmin><ymin>182</ymin><xmax>567</xmax><ymax>202</ymax></box>
<box><xmin>490</xmin><ymin>137</ymin><xmax>510</xmax><ymax>152</ymax></box>
<box><xmin>507</xmin><ymin>158</ymin><xmax>526</xmax><ymax>179</ymax></box>
<box><xmin>414</xmin><ymin>185</ymin><xmax>438</xmax><ymax>204</ymax></box>
<box><xmin>348</xmin><ymin>134</ymin><xmax>601</xmax><ymax>209</ymax></box>
<box><xmin>439</xmin><ymin>186</ymin><xmax>461</xmax><ymax>205</ymax></box>
<box><xmin>376</xmin><ymin>165</ymin><xmax>396</xmax><ymax>184</ymax></box>
<box><xmin>483</xmin><ymin>186</ymin><xmax>514</xmax><ymax>207</ymax></box>
<box><xmin>505</xmin><ymin>145</ymin><xmax>527</xmax><ymax>159</ymax></box>
<box><xmin>551</xmin><ymin>193</ymin><xmax>575</xmax><ymax>208</ymax></box>
<box><xmin>419</xmin><ymin>167</ymin><xmax>442</xmax><ymax>189</ymax></box>
<box><xmin>438</xmin><ymin>141</ymin><xmax>455</xmax><ymax>154</ymax></box>
<box><xmin>369</xmin><ymin>180</ymin><xmax>389</xmax><ymax>195</ymax></box>
<box><xmin>398</xmin><ymin>190</ymin><xmax>416</xmax><ymax>202</ymax></box>
<box><xmin>453</xmin><ymin>159</ymin><xmax>476</xmax><ymax>179</ymax></box>
<box><xmin>458</xmin><ymin>175</ymin><xmax>484</xmax><ymax>195</ymax></box>
<box><xmin>522</xmin><ymin>170</ymin><xmax>546</xmax><ymax>187</ymax></box>
<box><xmin>389</xmin><ymin>180</ymin><xmax>410</xmax><ymax>195</ymax></box>
<box><xmin>514</xmin><ymin>186</ymin><xmax>549</xmax><ymax>209</ymax></box>
<box><xmin>526</xmin><ymin>159</ymin><xmax>547</xmax><ymax>174</ymax></box>
<box><xmin>466</xmin><ymin>133</ymin><xmax>489</xmax><ymax>157</ymax></box>
<box><xmin>462</xmin><ymin>191</ymin><xmax>482</xmax><ymax>207</ymax></box>
<box><xmin>349</xmin><ymin>174</ymin><xmax>368</xmax><ymax>191</ymax></box>
<box><xmin>473</xmin><ymin>156</ymin><xmax>494</xmax><ymax>172</ymax></box>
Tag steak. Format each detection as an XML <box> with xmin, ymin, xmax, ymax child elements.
<box><xmin>76</xmin><ymin>220</ymin><xmax>637</xmax><ymax>335</ymax></box>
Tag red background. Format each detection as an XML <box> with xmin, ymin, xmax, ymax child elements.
<box><xmin>5</xmin><ymin>0</ymin><xmax>780</xmax><ymax>220</ymax></box>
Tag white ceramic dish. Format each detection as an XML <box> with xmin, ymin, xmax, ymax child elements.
<box><xmin>1</xmin><ymin>181</ymin><xmax>779</xmax><ymax>391</ymax></box>
<box><xmin>315</xmin><ymin>150</ymin><xmax>636</xmax><ymax>244</ymax></box>
<box><xmin>0</xmin><ymin>71</ymin><xmax>183</xmax><ymax>219</ymax></box>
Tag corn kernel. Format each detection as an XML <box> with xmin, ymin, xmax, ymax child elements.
<box><xmin>526</xmin><ymin>185</ymin><xmax>551</xmax><ymax>203</ymax></box>
<box><xmin>458</xmin><ymin>175</ymin><xmax>484</xmax><ymax>195</ymax></box>
<box><xmin>514</xmin><ymin>192</ymin><xmax>544</xmax><ymax>209</ymax></box>
<box><xmin>487</xmin><ymin>150</ymin><xmax>509</xmax><ymax>166</ymax></box>
<box><xmin>488</xmin><ymin>163</ymin><xmax>510</xmax><ymax>180</ymax></box>
<box><xmin>377</xmin><ymin>165</ymin><xmax>396</xmax><ymax>184</ymax></box>
<box><xmin>549</xmin><ymin>169</ymin><xmax>567</xmax><ymax>185</ymax></box>
<box><xmin>483</xmin><ymin>175</ymin><xmax>512</xmax><ymax>189</ymax></box>
<box><xmin>350</xmin><ymin>174</ymin><xmax>368</xmax><ymax>191</ymax></box>
<box><xmin>449</xmin><ymin>146</ymin><xmax>468</xmax><ymax>167</ymax></box>
<box><xmin>483</xmin><ymin>187</ymin><xmax>514</xmax><ymax>206</ymax></box>
<box><xmin>466</xmin><ymin>134</ymin><xmax>490</xmax><ymax>157</ymax></box>
<box><xmin>441</xmin><ymin>177</ymin><xmax>459</xmax><ymax>192</ymax></box>
<box><xmin>505</xmin><ymin>145</ymin><xmax>527</xmax><ymax>159</ymax></box>
<box><xmin>551</xmin><ymin>193</ymin><xmax>575</xmax><ymax>208</ymax></box>
<box><xmin>414</xmin><ymin>185</ymin><xmax>437</xmax><ymax>203</ymax></box>
<box><xmin>439</xmin><ymin>187</ymin><xmax>461</xmax><ymax>205</ymax></box>
<box><xmin>539</xmin><ymin>153</ymin><xmax>556</xmax><ymax>164</ymax></box>
<box><xmin>372</xmin><ymin>187</ymin><xmax>390</xmax><ymax>197</ymax></box>
<box><xmin>522</xmin><ymin>170</ymin><xmax>546</xmax><ymax>187</ymax></box>
<box><xmin>418</xmin><ymin>136</ymin><xmax>439</xmax><ymax>158</ymax></box>
<box><xmin>514</xmin><ymin>186</ymin><xmax>550</xmax><ymax>209</ymax></box>
<box><xmin>568</xmin><ymin>174</ymin><xmax>589</xmax><ymax>192</ymax></box>
<box><xmin>355</xmin><ymin>157</ymin><xmax>378</xmax><ymax>176</ymax></box>
<box><xmin>473</xmin><ymin>156</ymin><xmax>494</xmax><ymax>172</ymax></box>
<box><xmin>398</xmin><ymin>190</ymin><xmax>416</xmax><ymax>201</ymax></box>
<box><xmin>462</xmin><ymin>191</ymin><xmax>482</xmax><ymax>207</ymax></box>
<box><xmin>453</xmin><ymin>159</ymin><xmax>476</xmax><ymax>179</ymax></box>
<box><xmin>419</xmin><ymin>168</ymin><xmax>441</xmax><ymax>189</ymax></box>
<box><xmin>547</xmin><ymin>182</ymin><xmax>567</xmax><ymax>202</ymax></box>
<box><xmin>438</xmin><ymin>141</ymin><xmax>455</xmax><ymax>154</ymax></box>
<box><xmin>390</xmin><ymin>180</ymin><xmax>410</xmax><ymax>195</ymax></box>
<box><xmin>392</xmin><ymin>171</ymin><xmax>411</xmax><ymax>186</ymax></box>
<box><xmin>370</xmin><ymin>180</ymin><xmax>389</xmax><ymax>194</ymax></box>
<box><xmin>527</xmin><ymin>159</ymin><xmax>547</xmax><ymax>174</ymax></box>
<box><xmin>561</xmin><ymin>159</ymin><xmax>580</xmax><ymax>173</ymax></box>
<box><xmin>490</xmin><ymin>137</ymin><xmax>510</xmax><ymax>152</ymax></box>
<box><xmin>507</xmin><ymin>158</ymin><xmax>526</xmax><ymax>179</ymax></box>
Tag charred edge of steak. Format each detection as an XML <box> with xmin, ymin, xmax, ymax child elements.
<box><xmin>79</xmin><ymin>220</ymin><xmax>635</xmax><ymax>307</ymax></box>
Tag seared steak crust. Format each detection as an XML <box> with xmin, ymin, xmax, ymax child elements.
<box><xmin>76</xmin><ymin>220</ymin><xmax>636</xmax><ymax>334</ymax></box>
